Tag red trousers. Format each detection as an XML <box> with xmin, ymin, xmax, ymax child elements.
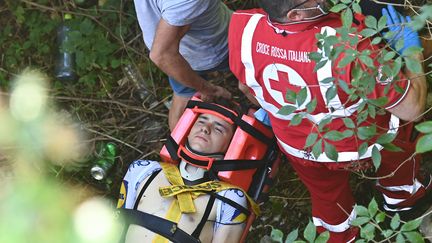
<box><xmin>285</xmin><ymin>125</ymin><xmax>428</xmax><ymax>242</ymax></box>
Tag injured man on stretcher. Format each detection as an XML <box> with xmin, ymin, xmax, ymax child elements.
<box><xmin>117</xmin><ymin>97</ymin><xmax>276</xmax><ymax>243</ymax></box>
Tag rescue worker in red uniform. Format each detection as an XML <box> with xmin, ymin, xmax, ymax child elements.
<box><xmin>228</xmin><ymin>0</ymin><xmax>430</xmax><ymax>241</ymax></box>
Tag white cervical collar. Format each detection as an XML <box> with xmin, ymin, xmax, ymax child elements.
<box><xmin>179</xmin><ymin>160</ymin><xmax>207</xmax><ymax>181</ymax></box>
<box><xmin>179</xmin><ymin>145</ymin><xmax>225</xmax><ymax>182</ymax></box>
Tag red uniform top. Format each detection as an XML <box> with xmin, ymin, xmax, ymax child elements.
<box><xmin>229</xmin><ymin>9</ymin><xmax>410</xmax><ymax>163</ymax></box>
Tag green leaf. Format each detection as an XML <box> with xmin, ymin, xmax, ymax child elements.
<box><xmin>271</xmin><ymin>228</ymin><xmax>284</xmax><ymax>243</ymax></box>
<box><xmin>110</xmin><ymin>59</ymin><xmax>121</xmax><ymax>69</ymax></box>
<box><xmin>404</xmin><ymin>56</ymin><xmax>422</xmax><ymax>74</ymax></box>
<box><xmin>351</xmin><ymin>64</ymin><xmax>362</xmax><ymax>81</ymax></box>
<box><xmin>359</xmin><ymin>28</ymin><xmax>377</xmax><ymax>38</ymax></box>
<box><xmin>306</xmin><ymin>98</ymin><xmax>318</xmax><ymax>113</ymax></box>
<box><xmin>359</xmin><ymin>55</ymin><xmax>374</xmax><ymax>67</ymax></box>
<box><xmin>395</xmin><ymin>39</ymin><xmax>405</xmax><ymax>52</ymax></box>
<box><xmin>367</xmin><ymin>97</ymin><xmax>388</xmax><ymax>107</ymax></box>
<box><xmin>354</xmin><ymin>205</ymin><xmax>368</xmax><ymax>216</ymax></box>
<box><xmin>391</xmin><ymin>214</ymin><xmax>401</xmax><ymax>230</ymax></box>
<box><xmin>392</xmin><ymin>57</ymin><xmax>403</xmax><ymax>76</ymax></box>
<box><xmin>324</xmin><ymin>130</ymin><xmax>345</xmax><ymax>141</ymax></box>
<box><xmin>343</xmin><ymin>118</ymin><xmax>356</xmax><ymax>129</ymax></box>
<box><xmin>416</xmin><ymin>134</ymin><xmax>432</xmax><ymax>153</ymax></box>
<box><xmin>278</xmin><ymin>105</ymin><xmax>297</xmax><ymax>116</ymax></box>
<box><xmin>341</xmin><ymin>129</ymin><xmax>354</xmax><ymax>139</ymax></box>
<box><xmin>352</xmin><ymin>2</ymin><xmax>362</xmax><ymax>14</ymax></box>
<box><xmin>338</xmin><ymin>79</ymin><xmax>351</xmax><ymax>95</ymax></box>
<box><xmin>357</xmin><ymin>126</ymin><xmax>376</xmax><ymax>140</ymax></box>
<box><xmin>286</xmin><ymin>89</ymin><xmax>297</xmax><ymax>103</ymax></box>
<box><xmin>318</xmin><ymin>117</ymin><xmax>333</xmax><ymax>132</ymax></box>
<box><xmin>309</xmin><ymin>52</ymin><xmax>323</xmax><ymax>62</ymax></box>
<box><xmin>360</xmin><ymin>223</ymin><xmax>376</xmax><ymax>241</ymax></box>
<box><xmin>384</xmin><ymin>51</ymin><xmax>396</xmax><ymax>61</ymax></box>
<box><xmin>297</xmin><ymin>87</ymin><xmax>308</xmax><ymax>107</ymax></box>
<box><xmin>324</xmin><ymin>141</ymin><xmax>338</xmax><ymax>161</ymax></box>
<box><xmin>358</xmin><ymin>142</ymin><xmax>369</xmax><ymax>157</ymax></box>
<box><xmin>285</xmin><ymin>228</ymin><xmax>299</xmax><ymax>243</ymax></box>
<box><xmin>370</xmin><ymin>36</ymin><xmax>382</xmax><ymax>45</ymax></box>
<box><xmin>396</xmin><ymin>233</ymin><xmax>405</xmax><ymax>243</ymax></box>
<box><xmin>378</xmin><ymin>15</ymin><xmax>388</xmax><ymax>31</ymax></box>
<box><xmin>290</xmin><ymin>114</ymin><xmax>303</xmax><ymax>126</ymax></box>
<box><xmin>305</xmin><ymin>133</ymin><xmax>319</xmax><ymax>148</ymax></box>
<box><xmin>314</xmin><ymin>60</ymin><xmax>329</xmax><ymax>72</ymax></box>
<box><xmin>304</xmin><ymin>221</ymin><xmax>317</xmax><ymax>243</ymax></box>
<box><xmin>415</xmin><ymin>121</ymin><xmax>432</xmax><ymax>133</ymax></box>
<box><xmin>312</xmin><ymin>139</ymin><xmax>323</xmax><ymax>161</ymax></box>
<box><xmin>368</xmin><ymin>105</ymin><xmax>376</xmax><ymax>118</ymax></box>
<box><xmin>351</xmin><ymin>216</ymin><xmax>370</xmax><ymax>226</ymax></box>
<box><xmin>402</xmin><ymin>231</ymin><xmax>425</xmax><ymax>243</ymax></box>
<box><xmin>315</xmin><ymin>231</ymin><xmax>330</xmax><ymax>243</ymax></box>
<box><xmin>381</xmin><ymin>229</ymin><xmax>393</xmax><ymax>238</ymax></box>
<box><xmin>342</xmin><ymin>8</ymin><xmax>353</xmax><ymax>28</ymax></box>
<box><xmin>402</xmin><ymin>46</ymin><xmax>423</xmax><ymax>57</ymax></box>
<box><xmin>349</xmin><ymin>34</ymin><xmax>359</xmax><ymax>46</ymax></box>
<box><xmin>325</xmin><ymin>85</ymin><xmax>337</xmax><ymax>104</ymax></box>
<box><xmin>330</xmin><ymin>3</ymin><xmax>347</xmax><ymax>13</ymax></box>
<box><xmin>320</xmin><ymin>77</ymin><xmax>335</xmax><ymax>84</ymax></box>
<box><xmin>368</xmin><ymin>198</ymin><xmax>378</xmax><ymax>217</ymax></box>
<box><xmin>376</xmin><ymin>133</ymin><xmax>396</xmax><ymax>144</ymax></box>
<box><xmin>365</xmin><ymin>15</ymin><xmax>377</xmax><ymax>29</ymax></box>
<box><xmin>371</xmin><ymin>146</ymin><xmax>381</xmax><ymax>171</ymax></box>
<box><xmin>400</xmin><ymin>218</ymin><xmax>422</xmax><ymax>232</ymax></box>
<box><xmin>325</xmin><ymin>36</ymin><xmax>339</xmax><ymax>47</ymax></box>
<box><xmin>383</xmin><ymin>143</ymin><xmax>403</xmax><ymax>152</ymax></box>
<box><xmin>375</xmin><ymin>212</ymin><xmax>386</xmax><ymax>224</ymax></box>
<box><xmin>338</xmin><ymin>51</ymin><xmax>357</xmax><ymax>68</ymax></box>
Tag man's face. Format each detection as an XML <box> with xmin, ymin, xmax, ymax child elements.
<box><xmin>187</xmin><ymin>113</ymin><xmax>235</xmax><ymax>154</ymax></box>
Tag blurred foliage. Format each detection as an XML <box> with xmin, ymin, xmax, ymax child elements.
<box><xmin>0</xmin><ymin>70</ymin><xmax>121</xmax><ymax>243</ymax></box>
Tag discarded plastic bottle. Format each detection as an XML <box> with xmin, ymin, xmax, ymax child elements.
<box><xmin>123</xmin><ymin>64</ymin><xmax>156</xmax><ymax>105</ymax></box>
<box><xmin>55</xmin><ymin>14</ymin><xmax>77</xmax><ymax>82</ymax></box>
<box><xmin>91</xmin><ymin>142</ymin><xmax>117</xmax><ymax>180</ymax></box>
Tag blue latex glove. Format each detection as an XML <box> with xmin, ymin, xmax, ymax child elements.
<box><xmin>254</xmin><ymin>108</ymin><xmax>272</xmax><ymax>127</ymax></box>
<box><xmin>381</xmin><ymin>5</ymin><xmax>421</xmax><ymax>54</ymax></box>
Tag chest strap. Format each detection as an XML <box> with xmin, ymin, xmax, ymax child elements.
<box><xmin>159</xmin><ymin>162</ymin><xmax>260</xmax><ymax>215</ymax></box>
<box><xmin>191</xmin><ymin>194</ymin><xmax>216</xmax><ymax>239</ymax></box>
<box><xmin>133</xmin><ymin>169</ymin><xmax>161</xmax><ymax>210</ymax></box>
<box><xmin>120</xmin><ymin>208</ymin><xmax>201</xmax><ymax>243</ymax></box>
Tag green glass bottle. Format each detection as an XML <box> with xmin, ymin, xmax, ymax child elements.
<box><xmin>91</xmin><ymin>142</ymin><xmax>117</xmax><ymax>180</ymax></box>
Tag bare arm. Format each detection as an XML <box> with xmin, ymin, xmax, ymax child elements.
<box><xmin>150</xmin><ymin>19</ymin><xmax>230</xmax><ymax>100</ymax></box>
<box><xmin>387</xmin><ymin>53</ymin><xmax>427</xmax><ymax>121</ymax></box>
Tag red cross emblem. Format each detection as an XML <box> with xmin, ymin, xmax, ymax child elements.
<box><xmin>269</xmin><ymin>70</ymin><xmax>302</xmax><ymax>104</ymax></box>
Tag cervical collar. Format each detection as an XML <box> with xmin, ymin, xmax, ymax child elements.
<box><xmin>179</xmin><ymin>143</ymin><xmax>224</xmax><ymax>183</ymax></box>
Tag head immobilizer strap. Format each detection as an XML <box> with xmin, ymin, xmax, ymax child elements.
<box><xmin>164</xmin><ymin>99</ymin><xmax>277</xmax><ymax>173</ymax></box>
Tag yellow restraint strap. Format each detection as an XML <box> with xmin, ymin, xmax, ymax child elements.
<box><xmin>153</xmin><ymin>162</ymin><xmax>260</xmax><ymax>243</ymax></box>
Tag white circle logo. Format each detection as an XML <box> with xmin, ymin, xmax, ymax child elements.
<box><xmin>262</xmin><ymin>63</ymin><xmax>311</xmax><ymax>110</ymax></box>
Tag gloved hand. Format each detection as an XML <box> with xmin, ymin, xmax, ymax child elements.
<box><xmin>381</xmin><ymin>5</ymin><xmax>421</xmax><ymax>54</ymax></box>
<box><xmin>254</xmin><ymin>108</ymin><xmax>272</xmax><ymax>127</ymax></box>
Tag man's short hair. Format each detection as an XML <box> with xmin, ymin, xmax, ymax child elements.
<box><xmin>259</xmin><ymin>0</ymin><xmax>298</xmax><ymax>22</ymax></box>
